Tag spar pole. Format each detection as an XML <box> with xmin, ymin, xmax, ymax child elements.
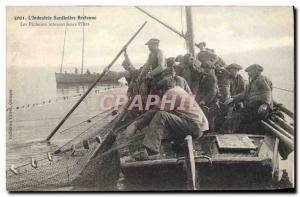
<box><xmin>46</xmin><ymin>21</ymin><xmax>148</xmax><ymax>141</ymax></box>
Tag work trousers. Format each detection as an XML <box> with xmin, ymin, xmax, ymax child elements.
<box><xmin>142</xmin><ymin>111</ymin><xmax>203</xmax><ymax>153</ymax></box>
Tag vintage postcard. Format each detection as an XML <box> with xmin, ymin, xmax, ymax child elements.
<box><xmin>6</xmin><ymin>6</ymin><xmax>295</xmax><ymax>191</ymax></box>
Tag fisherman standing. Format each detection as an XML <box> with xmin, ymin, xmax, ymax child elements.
<box><xmin>181</xmin><ymin>53</ymin><xmax>202</xmax><ymax>92</ymax></box>
<box><xmin>195</xmin><ymin>42</ymin><xmax>228</xmax><ymax>101</ymax></box>
<box><xmin>195</xmin><ymin>42</ymin><xmax>219</xmax><ymax>65</ymax></box>
<box><xmin>137</xmin><ymin>38</ymin><xmax>166</xmax><ymax>94</ymax></box>
<box><xmin>195</xmin><ymin>61</ymin><xmax>219</xmax><ymax>131</ymax></box>
<box><xmin>115</xmin><ymin>49</ymin><xmax>141</xmax><ymax>97</ymax></box>
<box><xmin>174</xmin><ymin>54</ymin><xmax>185</xmax><ymax>77</ymax></box>
<box><xmin>224</xmin><ymin>64</ymin><xmax>273</xmax><ymax>132</ymax></box>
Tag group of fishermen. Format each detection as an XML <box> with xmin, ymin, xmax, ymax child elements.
<box><xmin>110</xmin><ymin>38</ymin><xmax>273</xmax><ymax>161</ymax></box>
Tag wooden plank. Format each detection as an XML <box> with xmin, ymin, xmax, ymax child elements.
<box><xmin>272</xmin><ymin>138</ymin><xmax>279</xmax><ymax>179</ymax></box>
<box><xmin>272</xmin><ymin>115</ymin><xmax>294</xmax><ymax>135</ymax></box>
<box><xmin>261</xmin><ymin>121</ymin><xmax>294</xmax><ymax>151</ymax></box>
<box><xmin>216</xmin><ymin>135</ymin><xmax>256</xmax><ymax>150</ymax></box>
<box><xmin>274</xmin><ymin>101</ymin><xmax>294</xmax><ymax>119</ymax></box>
<box><xmin>184</xmin><ymin>135</ymin><xmax>198</xmax><ymax>190</ymax></box>
<box><xmin>258</xmin><ymin>135</ymin><xmax>274</xmax><ymax>159</ymax></box>
<box><xmin>121</xmin><ymin>156</ymin><xmax>273</xmax><ymax>168</ymax></box>
<box><xmin>267</xmin><ymin>119</ymin><xmax>293</xmax><ymax>140</ymax></box>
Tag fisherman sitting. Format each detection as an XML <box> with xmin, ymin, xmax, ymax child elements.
<box><xmin>224</xmin><ymin>64</ymin><xmax>273</xmax><ymax>132</ymax></box>
<box><xmin>226</xmin><ymin>63</ymin><xmax>245</xmax><ymax>97</ymax></box>
<box><xmin>122</xmin><ymin>76</ymin><xmax>209</xmax><ymax>161</ymax></box>
<box><xmin>215</xmin><ymin>63</ymin><xmax>245</xmax><ymax>132</ymax></box>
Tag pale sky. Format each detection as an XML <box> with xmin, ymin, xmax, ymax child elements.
<box><xmin>7</xmin><ymin>6</ymin><xmax>294</xmax><ymax>71</ymax></box>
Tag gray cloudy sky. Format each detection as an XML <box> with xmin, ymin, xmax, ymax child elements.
<box><xmin>7</xmin><ymin>6</ymin><xmax>293</xmax><ymax>71</ymax></box>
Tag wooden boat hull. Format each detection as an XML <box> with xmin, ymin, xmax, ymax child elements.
<box><xmin>120</xmin><ymin>134</ymin><xmax>279</xmax><ymax>190</ymax></box>
<box><xmin>55</xmin><ymin>72</ymin><xmax>122</xmax><ymax>84</ymax></box>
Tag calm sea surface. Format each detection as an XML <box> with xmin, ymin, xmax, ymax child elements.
<box><xmin>6</xmin><ymin>62</ymin><xmax>294</xmax><ymax>190</ymax></box>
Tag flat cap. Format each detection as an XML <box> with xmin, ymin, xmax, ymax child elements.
<box><xmin>226</xmin><ymin>63</ymin><xmax>242</xmax><ymax>70</ymax></box>
<box><xmin>201</xmin><ymin>61</ymin><xmax>215</xmax><ymax>69</ymax></box>
<box><xmin>245</xmin><ymin>64</ymin><xmax>264</xmax><ymax>72</ymax></box>
<box><xmin>175</xmin><ymin>55</ymin><xmax>183</xmax><ymax>62</ymax></box>
<box><xmin>195</xmin><ymin>42</ymin><xmax>206</xmax><ymax>48</ymax></box>
<box><xmin>157</xmin><ymin>76</ymin><xmax>176</xmax><ymax>90</ymax></box>
<box><xmin>166</xmin><ymin>57</ymin><xmax>176</xmax><ymax>67</ymax></box>
<box><xmin>145</xmin><ymin>38</ymin><xmax>160</xmax><ymax>45</ymax></box>
<box><xmin>183</xmin><ymin>53</ymin><xmax>193</xmax><ymax>63</ymax></box>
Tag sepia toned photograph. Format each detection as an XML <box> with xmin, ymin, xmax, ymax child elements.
<box><xmin>6</xmin><ymin>6</ymin><xmax>295</xmax><ymax>191</ymax></box>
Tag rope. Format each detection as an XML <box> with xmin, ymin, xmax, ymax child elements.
<box><xmin>59</xmin><ymin>107</ymin><xmax>114</xmax><ymax>134</ymax></box>
<box><xmin>6</xmin><ymin>85</ymin><xmax>124</xmax><ymax>112</ymax></box>
<box><xmin>273</xmin><ymin>86</ymin><xmax>294</xmax><ymax>93</ymax></box>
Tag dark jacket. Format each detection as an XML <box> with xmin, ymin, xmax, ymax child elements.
<box><xmin>195</xmin><ymin>72</ymin><xmax>218</xmax><ymax>106</ymax></box>
<box><xmin>181</xmin><ymin>60</ymin><xmax>202</xmax><ymax>91</ymax></box>
<box><xmin>196</xmin><ymin>50</ymin><xmax>218</xmax><ymax>64</ymax></box>
<box><xmin>229</xmin><ymin>74</ymin><xmax>245</xmax><ymax>97</ymax></box>
<box><xmin>234</xmin><ymin>74</ymin><xmax>272</xmax><ymax>108</ymax></box>
<box><xmin>145</xmin><ymin>49</ymin><xmax>165</xmax><ymax>77</ymax></box>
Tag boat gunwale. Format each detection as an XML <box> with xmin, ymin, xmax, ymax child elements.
<box><xmin>121</xmin><ymin>157</ymin><xmax>273</xmax><ymax>168</ymax></box>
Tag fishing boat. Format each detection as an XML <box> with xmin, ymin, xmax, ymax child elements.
<box><xmin>55</xmin><ymin>9</ymin><xmax>123</xmax><ymax>85</ymax></box>
<box><xmin>117</xmin><ymin>7</ymin><xmax>295</xmax><ymax>190</ymax></box>
<box><xmin>55</xmin><ymin>71</ymin><xmax>122</xmax><ymax>84</ymax></box>
<box><xmin>120</xmin><ymin>131</ymin><xmax>289</xmax><ymax>190</ymax></box>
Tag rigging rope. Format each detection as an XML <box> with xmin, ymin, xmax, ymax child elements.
<box><xmin>273</xmin><ymin>86</ymin><xmax>294</xmax><ymax>93</ymax></box>
<box><xmin>59</xmin><ymin>107</ymin><xmax>115</xmax><ymax>134</ymax></box>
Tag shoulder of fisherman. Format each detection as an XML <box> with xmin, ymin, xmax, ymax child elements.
<box><xmin>246</xmin><ymin>74</ymin><xmax>272</xmax><ymax>105</ymax></box>
<box><xmin>174</xmin><ymin>64</ymin><xmax>184</xmax><ymax>76</ymax></box>
<box><xmin>146</xmin><ymin>49</ymin><xmax>166</xmax><ymax>74</ymax></box>
<box><xmin>174</xmin><ymin>75</ymin><xmax>192</xmax><ymax>94</ymax></box>
<box><xmin>196</xmin><ymin>71</ymin><xmax>218</xmax><ymax>106</ymax></box>
<box><xmin>236</xmin><ymin>73</ymin><xmax>246</xmax><ymax>92</ymax></box>
<box><xmin>233</xmin><ymin>74</ymin><xmax>272</xmax><ymax>106</ymax></box>
<box><xmin>162</xmin><ymin>87</ymin><xmax>209</xmax><ymax>132</ymax></box>
<box><xmin>229</xmin><ymin>73</ymin><xmax>245</xmax><ymax>96</ymax></box>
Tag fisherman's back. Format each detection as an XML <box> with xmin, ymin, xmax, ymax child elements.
<box><xmin>195</xmin><ymin>72</ymin><xmax>218</xmax><ymax>106</ymax></box>
<box><xmin>229</xmin><ymin>74</ymin><xmax>245</xmax><ymax>97</ymax></box>
<box><xmin>244</xmin><ymin>74</ymin><xmax>272</xmax><ymax>108</ymax></box>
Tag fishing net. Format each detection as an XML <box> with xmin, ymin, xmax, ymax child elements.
<box><xmin>6</xmin><ymin>108</ymin><xmax>121</xmax><ymax>191</ymax></box>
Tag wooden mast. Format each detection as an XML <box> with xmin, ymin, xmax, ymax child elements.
<box><xmin>80</xmin><ymin>8</ymin><xmax>85</xmax><ymax>74</ymax></box>
<box><xmin>185</xmin><ymin>6</ymin><xmax>195</xmax><ymax>57</ymax></box>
